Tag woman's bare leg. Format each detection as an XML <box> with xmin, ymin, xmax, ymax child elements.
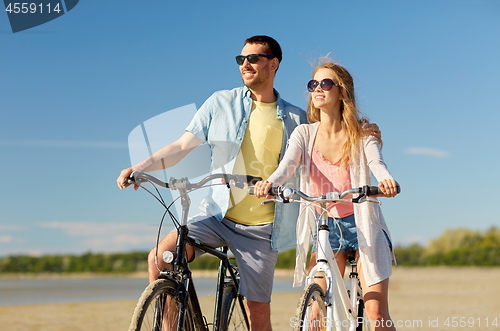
<box><xmin>357</xmin><ymin>252</ymin><xmax>396</xmax><ymax>331</ymax></box>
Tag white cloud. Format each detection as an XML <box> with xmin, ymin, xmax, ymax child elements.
<box><xmin>0</xmin><ymin>139</ymin><xmax>127</xmax><ymax>149</ymax></box>
<box><xmin>85</xmin><ymin>234</ymin><xmax>156</xmax><ymax>247</ymax></box>
<box><xmin>41</xmin><ymin>221</ymin><xmax>143</xmax><ymax>236</ymax></box>
<box><xmin>39</xmin><ymin>221</ymin><xmax>174</xmax><ymax>252</ymax></box>
<box><xmin>0</xmin><ymin>225</ymin><xmax>26</xmax><ymax>232</ymax></box>
<box><xmin>0</xmin><ymin>226</ymin><xmax>24</xmax><ymax>246</ymax></box>
<box><xmin>0</xmin><ymin>235</ymin><xmax>12</xmax><ymax>243</ymax></box>
<box><xmin>404</xmin><ymin>147</ymin><xmax>450</xmax><ymax>158</ymax></box>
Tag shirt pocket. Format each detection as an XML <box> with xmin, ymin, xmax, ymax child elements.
<box><xmin>262</xmin><ymin>125</ymin><xmax>283</xmax><ymax>153</ymax></box>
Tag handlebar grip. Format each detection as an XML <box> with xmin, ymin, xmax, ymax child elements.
<box><xmin>129</xmin><ymin>171</ymin><xmax>169</xmax><ymax>188</ymax></box>
<box><xmin>366</xmin><ymin>185</ymin><xmax>401</xmax><ymax>196</ymax></box>
<box><xmin>246</xmin><ymin>176</ymin><xmax>262</xmax><ymax>185</ymax></box>
<box><xmin>248</xmin><ymin>186</ymin><xmax>280</xmax><ymax>196</ymax></box>
<box><xmin>367</xmin><ymin>186</ymin><xmax>383</xmax><ymax>196</ymax></box>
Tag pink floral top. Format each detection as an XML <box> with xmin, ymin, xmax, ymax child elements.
<box><xmin>310</xmin><ymin>146</ymin><xmax>354</xmax><ymax>218</ymax></box>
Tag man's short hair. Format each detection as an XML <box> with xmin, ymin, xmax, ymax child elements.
<box><xmin>245</xmin><ymin>35</ymin><xmax>282</xmax><ymax>64</ymax></box>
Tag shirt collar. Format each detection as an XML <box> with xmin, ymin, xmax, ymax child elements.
<box><xmin>242</xmin><ymin>86</ymin><xmax>286</xmax><ymax>119</ymax></box>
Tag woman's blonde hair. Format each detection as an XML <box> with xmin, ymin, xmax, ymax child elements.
<box><xmin>307</xmin><ymin>57</ymin><xmax>378</xmax><ymax>171</ymax></box>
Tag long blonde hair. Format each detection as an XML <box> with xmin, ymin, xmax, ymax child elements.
<box><xmin>307</xmin><ymin>58</ymin><xmax>375</xmax><ymax>171</ymax></box>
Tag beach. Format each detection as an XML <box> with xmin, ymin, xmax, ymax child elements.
<box><xmin>1</xmin><ymin>267</ymin><xmax>499</xmax><ymax>331</ymax></box>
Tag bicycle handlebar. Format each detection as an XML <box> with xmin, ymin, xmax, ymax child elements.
<box><xmin>124</xmin><ymin>171</ymin><xmax>263</xmax><ymax>191</ymax></box>
<box><xmin>250</xmin><ymin>185</ymin><xmax>400</xmax><ymax>205</ymax></box>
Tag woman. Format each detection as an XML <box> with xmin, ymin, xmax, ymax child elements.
<box><xmin>255</xmin><ymin>58</ymin><xmax>399</xmax><ymax>331</ymax></box>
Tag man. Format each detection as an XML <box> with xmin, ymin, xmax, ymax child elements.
<box><xmin>118</xmin><ymin>35</ymin><xmax>305</xmax><ymax>330</ymax></box>
<box><xmin>117</xmin><ymin>35</ymin><xmax>381</xmax><ymax>330</ymax></box>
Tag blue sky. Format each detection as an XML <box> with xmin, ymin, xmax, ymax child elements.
<box><xmin>1</xmin><ymin>1</ymin><xmax>499</xmax><ymax>257</ymax></box>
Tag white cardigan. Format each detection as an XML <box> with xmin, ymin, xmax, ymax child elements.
<box><xmin>267</xmin><ymin>122</ymin><xmax>396</xmax><ymax>287</ymax></box>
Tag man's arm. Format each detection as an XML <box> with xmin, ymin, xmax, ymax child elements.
<box><xmin>117</xmin><ymin>131</ymin><xmax>203</xmax><ymax>190</ymax></box>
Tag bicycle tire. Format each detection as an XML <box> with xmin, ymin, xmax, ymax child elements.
<box><xmin>294</xmin><ymin>283</ymin><xmax>328</xmax><ymax>331</ymax></box>
<box><xmin>128</xmin><ymin>278</ymin><xmax>199</xmax><ymax>331</ymax></box>
<box><xmin>356</xmin><ymin>298</ymin><xmax>364</xmax><ymax>331</ymax></box>
<box><xmin>218</xmin><ymin>280</ymin><xmax>249</xmax><ymax>331</ymax></box>
<box><xmin>349</xmin><ymin>278</ymin><xmax>364</xmax><ymax>331</ymax></box>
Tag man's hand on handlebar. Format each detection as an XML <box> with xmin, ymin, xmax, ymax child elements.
<box><xmin>117</xmin><ymin>167</ymin><xmax>140</xmax><ymax>191</ymax></box>
<box><xmin>254</xmin><ymin>180</ymin><xmax>275</xmax><ymax>199</ymax></box>
<box><xmin>363</xmin><ymin>122</ymin><xmax>381</xmax><ymax>141</ymax></box>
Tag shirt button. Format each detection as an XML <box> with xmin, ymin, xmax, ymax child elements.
<box><xmin>243</xmin><ymin>120</ymin><xmax>247</xmax><ymax>123</ymax></box>
<box><xmin>238</xmin><ymin>137</ymin><xmax>242</xmax><ymax>140</ymax></box>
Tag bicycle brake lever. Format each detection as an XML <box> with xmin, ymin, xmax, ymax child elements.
<box><xmin>261</xmin><ymin>197</ymin><xmax>290</xmax><ymax>205</ymax></box>
<box><xmin>261</xmin><ymin>198</ymin><xmax>283</xmax><ymax>205</ymax></box>
<box><xmin>360</xmin><ymin>197</ymin><xmax>381</xmax><ymax>205</ymax></box>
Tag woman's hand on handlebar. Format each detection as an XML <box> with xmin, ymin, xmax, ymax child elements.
<box><xmin>378</xmin><ymin>179</ymin><xmax>400</xmax><ymax>197</ymax></box>
<box><xmin>254</xmin><ymin>180</ymin><xmax>275</xmax><ymax>199</ymax></box>
<box><xmin>117</xmin><ymin>167</ymin><xmax>140</xmax><ymax>191</ymax></box>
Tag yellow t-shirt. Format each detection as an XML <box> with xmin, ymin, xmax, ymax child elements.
<box><xmin>224</xmin><ymin>101</ymin><xmax>283</xmax><ymax>225</ymax></box>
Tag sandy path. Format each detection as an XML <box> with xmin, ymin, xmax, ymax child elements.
<box><xmin>1</xmin><ymin>267</ymin><xmax>499</xmax><ymax>330</ymax></box>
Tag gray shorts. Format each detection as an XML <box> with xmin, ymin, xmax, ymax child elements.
<box><xmin>179</xmin><ymin>213</ymin><xmax>278</xmax><ymax>303</ymax></box>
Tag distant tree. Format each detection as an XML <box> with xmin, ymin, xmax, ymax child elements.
<box><xmin>394</xmin><ymin>243</ymin><xmax>424</xmax><ymax>266</ymax></box>
<box><xmin>275</xmin><ymin>249</ymin><xmax>296</xmax><ymax>269</ymax></box>
<box><xmin>1</xmin><ymin>227</ymin><xmax>499</xmax><ymax>273</ymax></box>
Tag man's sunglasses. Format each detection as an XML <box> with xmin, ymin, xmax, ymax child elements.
<box><xmin>307</xmin><ymin>79</ymin><xmax>340</xmax><ymax>92</ymax></box>
<box><xmin>236</xmin><ymin>54</ymin><xmax>275</xmax><ymax>65</ymax></box>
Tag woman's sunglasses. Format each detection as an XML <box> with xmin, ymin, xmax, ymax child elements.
<box><xmin>236</xmin><ymin>54</ymin><xmax>275</xmax><ymax>65</ymax></box>
<box><xmin>307</xmin><ymin>79</ymin><xmax>339</xmax><ymax>92</ymax></box>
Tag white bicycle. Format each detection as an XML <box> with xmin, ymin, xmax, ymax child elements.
<box><xmin>256</xmin><ymin>185</ymin><xmax>397</xmax><ymax>331</ymax></box>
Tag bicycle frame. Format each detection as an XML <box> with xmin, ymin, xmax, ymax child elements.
<box><xmin>303</xmin><ymin>201</ymin><xmax>362</xmax><ymax>331</ymax></box>
<box><xmin>256</xmin><ymin>185</ymin><xmax>396</xmax><ymax>331</ymax></box>
<box><xmin>155</xmin><ymin>177</ymin><xmax>248</xmax><ymax>331</ymax></box>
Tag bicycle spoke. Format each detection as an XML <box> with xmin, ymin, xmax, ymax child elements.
<box><xmin>128</xmin><ymin>279</ymin><xmax>195</xmax><ymax>331</ymax></box>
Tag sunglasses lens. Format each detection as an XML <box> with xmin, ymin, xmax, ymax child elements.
<box><xmin>321</xmin><ymin>79</ymin><xmax>334</xmax><ymax>91</ymax></box>
<box><xmin>307</xmin><ymin>80</ymin><xmax>318</xmax><ymax>92</ymax></box>
<box><xmin>247</xmin><ymin>54</ymin><xmax>260</xmax><ymax>63</ymax></box>
<box><xmin>236</xmin><ymin>54</ymin><xmax>260</xmax><ymax>65</ymax></box>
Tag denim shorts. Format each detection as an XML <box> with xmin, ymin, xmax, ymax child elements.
<box><xmin>312</xmin><ymin>214</ymin><xmax>358</xmax><ymax>254</ymax></box>
<box><xmin>312</xmin><ymin>214</ymin><xmax>393</xmax><ymax>254</ymax></box>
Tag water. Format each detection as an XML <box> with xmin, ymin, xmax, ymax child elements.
<box><xmin>0</xmin><ymin>275</ymin><xmax>300</xmax><ymax>306</ymax></box>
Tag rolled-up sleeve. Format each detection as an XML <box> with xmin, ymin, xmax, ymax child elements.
<box><xmin>185</xmin><ymin>96</ymin><xmax>212</xmax><ymax>143</ymax></box>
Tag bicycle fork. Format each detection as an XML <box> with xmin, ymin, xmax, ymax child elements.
<box><xmin>309</xmin><ymin>203</ymin><xmax>359</xmax><ymax>331</ymax></box>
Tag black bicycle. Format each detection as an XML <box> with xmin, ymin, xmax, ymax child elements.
<box><xmin>124</xmin><ymin>171</ymin><xmax>260</xmax><ymax>331</ymax></box>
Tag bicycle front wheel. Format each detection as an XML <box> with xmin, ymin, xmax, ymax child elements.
<box><xmin>294</xmin><ymin>283</ymin><xmax>328</xmax><ymax>331</ymax></box>
<box><xmin>218</xmin><ymin>280</ymin><xmax>249</xmax><ymax>331</ymax></box>
<box><xmin>128</xmin><ymin>278</ymin><xmax>197</xmax><ymax>331</ymax></box>
<box><xmin>356</xmin><ymin>298</ymin><xmax>364</xmax><ymax>331</ymax></box>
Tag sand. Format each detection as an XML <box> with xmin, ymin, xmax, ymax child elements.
<box><xmin>1</xmin><ymin>267</ymin><xmax>499</xmax><ymax>331</ymax></box>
